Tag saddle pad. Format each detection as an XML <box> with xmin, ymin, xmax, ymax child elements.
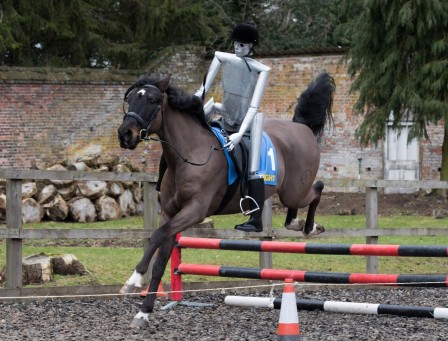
<box><xmin>210</xmin><ymin>127</ymin><xmax>278</xmax><ymax>186</ymax></box>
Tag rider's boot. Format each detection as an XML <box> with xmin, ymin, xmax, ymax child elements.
<box><xmin>235</xmin><ymin>178</ymin><xmax>265</xmax><ymax>233</ymax></box>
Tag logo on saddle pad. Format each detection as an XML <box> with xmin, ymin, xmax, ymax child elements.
<box><xmin>211</xmin><ymin>127</ymin><xmax>278</xmax><ymax>186</ymax></box>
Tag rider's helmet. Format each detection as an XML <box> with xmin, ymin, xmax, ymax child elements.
<box><xmin>230</xmin><ymin>23</ymin><xmax>259</xmax><ymax>45</ymax></box>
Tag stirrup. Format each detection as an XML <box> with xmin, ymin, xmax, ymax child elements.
<box><xmin>239</xmin><ymin>196</ymin><xmax>260</xmax><ymax>216</ymax></box>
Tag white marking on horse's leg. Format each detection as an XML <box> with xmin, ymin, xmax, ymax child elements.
<box><xmin>130</xmin><ymin>311</ymin><xmax>150</xmax><ymax>329</ymax></box>
<box><xmin>128</xmin><ymin>270</ymin><xmax>143</xmax><ymax>288</ymax></box>
<box><xmin>303</xmin><ymin>223</ymin><xmax>325</xmax><ymax>237</ymax></box>
<box><xmin>119</xmin><ymin>270</ymin><xmax>142</xmax><ymax>294</ymax></box>
<box><xmin>285</xmin><ymin>218</ymin><xmax>304</xmax><ymax>231</ymax></box>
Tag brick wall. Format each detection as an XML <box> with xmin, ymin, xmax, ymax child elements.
<box><xmin>0</xmin><ymin>48</ymin><xmax>443</xmax><ymax>181</ymax></box>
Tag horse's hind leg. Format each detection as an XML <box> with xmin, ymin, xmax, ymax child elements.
<box><xmin>302</xmin><ymin>181</ymin><xmax>325</xmax><ymax>236</ymax></box>
<box><xmin>131</xmin><ymin>235</ymin><xmax>176</xmax><ymax>329</ymax></box>
<box><xmin>284</xmin><ymin>208</ymin><xmax>302</xmax><ymax>231</ymax></box>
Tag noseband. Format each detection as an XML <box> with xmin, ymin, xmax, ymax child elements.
<box><xmin>123</xmin><ymin>84</ymin><xmax>163</xmax><ymax>140</ymax></box>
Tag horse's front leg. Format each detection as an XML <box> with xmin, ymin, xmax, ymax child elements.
<box><xmin>130</xmin><ymin>235</ymin><xmax>176</xmax><ymax>329</ymax></box>
<box><xmin>127</xmin><ymin>201</ymin><xmax>208</xmax><ymax>328</ymax></box>
<box><xmin>119</xmin><ymin>225</ymin><xmax>167</xmax><ymax>295</ymax></box>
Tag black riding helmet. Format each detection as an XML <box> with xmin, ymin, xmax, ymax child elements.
<box><xmin>230</xmin><ymin>23</ymin><xmax>259</xmax><ymax>45</ymax></box>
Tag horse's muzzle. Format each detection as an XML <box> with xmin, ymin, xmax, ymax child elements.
<box><xmin>118</xmin><ymin>127</ymin><xmax>137</xmax><ymax>149</ymax></box>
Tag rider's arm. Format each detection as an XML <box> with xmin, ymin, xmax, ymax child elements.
<box><xmin>195</xmin><ymin>53</ymin><xmax>222</xmax><ymax>98</ymax></box>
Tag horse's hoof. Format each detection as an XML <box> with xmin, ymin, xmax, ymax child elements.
<box><xmin>285</xmin><ymin>218</ymin><xmax>304</xmax><ymax>232</ymax></box>
<box><xmin>130</xmin><ymin>317</ymin><xmax>149</xmax><ymax>329</ymax></box>
<box><xmin>130</xmin><ymin>312</ymin><xmax>150</xmax><ymax>329</ymax></box>
<box><xmin>119</xmin><ymin>284</ymin><xmax>138</xmax><ymax>295</ymax></box>
<box><xmin>303</xmin><ymin>223</ymin><xmax>325</xmax><ymax>237</ymax></box>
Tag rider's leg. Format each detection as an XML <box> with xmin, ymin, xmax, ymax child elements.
<box><xmin>235</xmin><ymin>112</ymin><xmax>265</xmax><ymax>233</ymax></box>
<box><xmin>155</xmin><ymin>154</ymin><xmax>167</xmax><ymax>192</ymax></box>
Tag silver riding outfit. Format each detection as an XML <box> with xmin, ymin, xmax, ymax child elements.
<box><xmin>195</xmin><ymin>23</ymin><xmax>271</xmax><ymax>233</ymax></box>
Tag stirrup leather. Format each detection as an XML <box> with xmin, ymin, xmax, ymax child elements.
<box><xmin>239</xmin><ymin>195</ymin><xmax>260</xmax><ymax>216</ymax></box>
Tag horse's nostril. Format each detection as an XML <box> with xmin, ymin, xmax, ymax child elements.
<box><xmin>124</xmin><ymin>130</ymin><xmax>132</xmax><ymax>142</ymax></box>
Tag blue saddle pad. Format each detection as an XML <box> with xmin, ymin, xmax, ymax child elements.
<box><xmin>210</xmin><ymin>127</ymin><xmax>278</xmax><ymax>186</ymax></box>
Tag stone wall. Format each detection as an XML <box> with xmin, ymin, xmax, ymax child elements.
<box><xmin>0</xmin><ymin>46</ymin><xmax>443</xmax><ymax>181</ymax></box>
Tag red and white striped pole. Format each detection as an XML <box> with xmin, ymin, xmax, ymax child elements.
<box><xmin>277</xmin><ymin>278</ymin><xmax>301</xmax><ymax>340</ymax></box>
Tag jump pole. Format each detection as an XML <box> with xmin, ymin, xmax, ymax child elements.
<box><xmin>224</xmin><ymin>296</ymin><xmax>448</xmax><ymax>319</ymax></box>
<box><xmin>177</xmin><ymin>237</ymin><xmax>448</xmax><ymax>257</ymax></box>
<box><xmin>176</xmin><ymin>264</ymin><xmax>448</xmax><ymax>287</ymax></box>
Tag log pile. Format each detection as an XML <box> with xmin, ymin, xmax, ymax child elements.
<box><xmin>0</xmin><ymin>253</ymin><xmax>88</xmax><ymax>285</ymax></box>
<box><xmin>0</xmin><ymin>155</ymin><xmax>146</xmax><ymax>224</ymax></box>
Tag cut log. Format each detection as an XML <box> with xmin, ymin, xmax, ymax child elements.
<box><xmin>22</xmin><ymin>182</ymin><xmax>37</xmax><ymax>199</ymax></box>
<box><xmin>77</xmin><ymin>180</ymin><xmax>108</xmax><ymax>199</ymax></box>
<box><xmin>22</xmin><ymin>253</ymin><xmax>53</xmax><ymax>284</ymax></box>
<box><xmin>133</xmin><ymin>185</ymin><xmax>143</xmax><ymax>203</ymax></box>
<box><xmin>43</xmin><ymin>194</ymin><xmax>69</xmax><ymax>221</ymax></box>
<box><xmin>47</xmin><ymin>164</ymin><xmax>74</xmax><ymax>188</ymax></box>
<box><xmin>95</xmin><ymin>165</ymin><xmax>109</xmax><ymax>172</ymax></box>
<box><xmin>135</xmin><ymin>201</ymin><xmax>144</xmax><ymax>216</ymax></box>
<box><xmin>95</xmin><ymin>154</ymin><xmax>119</xmax><ymax>170</ymax></box>
<box><xmin>51</xmin><ymin>254</ymin><xmax>88</xmax><ymax>276</ymax></box>
<box><xmin>57</xmin><ymin>183</ymin><xmax>77</xmax><ymax>201</ymax></box>
<box><xmin>119</xmin><ymin>189</ymin><xmax>136</xmax><ymax>217</ymax></box>
<box><xmin>68</xmin><ymin>197</ymin><xmax>96</xmax><ymax>223</ymax></box>
<box><xmin>67</xmin><ymin>162</ymin><xmax>90</xmax><ymax>171</ymax></box>
<box><xmin>38</xmin><ymin>184</ymin><xmax>58</xmax><ymax>205</ymax></box>
<box><xmin>112</xmin><ymin>164</ymin><xmax>134</xmax><ymax>188</ymax></box>
<box><xmin>22</xmin><ymin>198</ymin><xmax>44</xmax><ymax>223</ymax></box>
<box><xmin>95</xmin><ymin>196</ymin><xmax>122</xmax><ymax>221</ymax></box>
<box><xmin>107</xmin><ymin>181</ymin><xmax>124</xmax><ymax>197</ymax></box>
<box><xmin>75</xmin><ymin>154</ymin><xmax>99</xmax><ymax>168</ymax></box>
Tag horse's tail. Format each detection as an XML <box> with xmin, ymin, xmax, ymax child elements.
<box><xmin>293</xmin><ymin>72</ymin><xmax>335</xmax><ymax>136</ymax></box>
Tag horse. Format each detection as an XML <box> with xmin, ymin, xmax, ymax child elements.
<box><xmin>117</xmin><ymin>72</ymin><xmax>335</xmax><ymax>328</ymax></box>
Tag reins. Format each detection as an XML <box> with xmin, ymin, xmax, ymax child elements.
<box><xmin>141</xmin><ymin>135</ymin><xmax>224</xmax><ymax>167</ymax></box>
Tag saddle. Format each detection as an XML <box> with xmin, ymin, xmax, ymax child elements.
<box><xmin>210</xmin><ymin>120</ymin><xmax>249</xmax><ymax>184</ymax></box>
<box><xmin>209</xmin><ymin>119</ymin><xmax>278</xmax><ymax>214</ymax></box>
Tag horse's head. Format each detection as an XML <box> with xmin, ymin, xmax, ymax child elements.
<box><xmin>118</xmin><ymin>75</ymin><xmax>171</xmax><ymax>149</ymax></box>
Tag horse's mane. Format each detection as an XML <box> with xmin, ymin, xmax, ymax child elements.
<box><xmin>127</xmin><ymin>75</ymin><xmax>209</xmax><ymax>130</ymax></box>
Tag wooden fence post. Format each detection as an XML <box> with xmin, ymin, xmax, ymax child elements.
<box><xmin>259</xmin><ymin>197</ymin><xmax>273</xmax><ymax>269</ymax></box>
<box><xmin>142</xmin><ymin>182</ymin><xmax>159</xmax><ymax>285</ymax></box>
<box><xmin>6</xmin><ymin>179</ymin><xmax>23</xmax><ymax>289</ymax></box>
<box><xmin>366</xmin><ymin>186</ymin><xmax>378</xmax><ymax>274</ymax></box>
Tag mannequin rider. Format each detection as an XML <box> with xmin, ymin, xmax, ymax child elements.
<box><xmin>195</xmin><ymin>23</ymin><xmax>271</xmax><ymax>233</ymax></box>
<box><xmin>156</xmin><ymin>23</ymin><xmax>270</xmax><ymax>233</ymax></box>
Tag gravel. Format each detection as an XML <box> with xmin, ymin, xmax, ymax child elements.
<box><xmin>1</xmin><ymin>287</ymin><xmax>447</xmax><ymax>340</ymax></box>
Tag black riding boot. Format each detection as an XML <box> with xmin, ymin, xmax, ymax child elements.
<box><xmin>235</xmin><ymin>178</ymin><xmax>265</xmax><ymax>232</ymax></box>
<box><xmin>155</xmin><ymin>154</ymin><xmax>167</xmax><ymax>192</ymax></box>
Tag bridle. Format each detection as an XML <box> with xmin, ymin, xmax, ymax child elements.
<box><xmin>122</xmin><ymin>84</ymin><xmax>162</xmax><ymax>140</ymax></box>
<box><xmin>122</xmin><ymin>82</ymin><xmax>224</xmax><ymax>166</ymax></box>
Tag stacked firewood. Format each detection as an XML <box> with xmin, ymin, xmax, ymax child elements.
<box><xmin>0</xmin><ymin>155</ymin><xmax>146</xmax><ymax>224</ymax></box>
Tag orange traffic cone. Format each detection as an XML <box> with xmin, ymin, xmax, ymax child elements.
<box><xmin>140</xmin><ymin>281</ymin><xmax>168</xmax><ymax>298</ymax></box>
<box><xmin>277</xmin><ymin>278</ymin><xmax>301</xmax><ymax>340</ymax></box>
<box><xmin>156</xmin><ymin>281</ymin><xmax>168</xmax><ymax>298</ymax></box>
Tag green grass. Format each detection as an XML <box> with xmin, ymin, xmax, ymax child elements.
<box><xmin>1</xmin><ymin>213</ymin><xmax>448</xmax><ymax>287</ymax></box>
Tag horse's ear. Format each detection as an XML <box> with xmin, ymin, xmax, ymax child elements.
<box><xmin>156</xmin><ymin>74</ymin><xmax>171</xmax><ymax>92</ymax></box>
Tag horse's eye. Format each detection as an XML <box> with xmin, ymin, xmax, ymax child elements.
<box><xmin>149</xmin><ymin>98</ymin><xmax>155</xmax><ymax>105</ymax></box>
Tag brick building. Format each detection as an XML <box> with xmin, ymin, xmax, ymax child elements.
<box><xmin>0</xmin><ymin>47</ymin><xmax>443</xmax><ymax>183</ymax></box>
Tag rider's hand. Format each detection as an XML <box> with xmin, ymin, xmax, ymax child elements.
<box><xmin>194</xmin><ymin>89</ymin><xmax>204</xmax><ymax>98</ymax></box>
<box><xmin>224</xmin><ymin>132</ymin><xmax>243</xmax><ymax>151</ymax></box>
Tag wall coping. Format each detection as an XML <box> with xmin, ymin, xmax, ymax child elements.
<box><xmin>0</xmin><ymin>67</ymin><xmax>141</xmax><ymax>84</ymax></box>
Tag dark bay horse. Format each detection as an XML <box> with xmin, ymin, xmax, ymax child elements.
<box><xmin>117</xmin><ymin>73</ymin><xmax>335</xmax><ymax>328</ymax></box>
